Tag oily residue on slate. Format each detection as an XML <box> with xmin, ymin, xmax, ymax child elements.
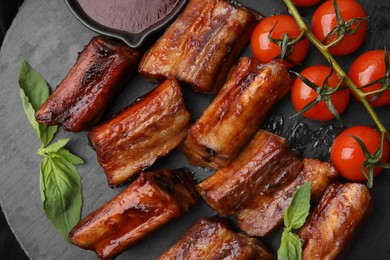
<box><xmin>285</xmin><ymin>118</ymin><xmax>345</xmax><ymax>162</ymax></box>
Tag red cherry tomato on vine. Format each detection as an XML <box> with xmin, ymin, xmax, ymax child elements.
<box><xmin>292</xmin><ymin>0</ymin><xmax>321</xmax><ymax>7</ymax></box>
<box><xmin>250</xmin><ymin>15</ymin><xmax>309</xmax><ymax>68</ymax></box>
<box><xmin>331</xmin><ymin>126</ymin><xmax>390</xmax><ymax>181</ymax></box>
<box><xmin>291</xmin><ymin>65</ymin><xmax>350</xmax><ymax>121</ymax></box>
<box><xmin>312</xmin><ymin>0</ymin><xmax>367</xmax><ymax>56</ymax></box>
<box><xmin>349</xmin><ymin>50</ymin><xmax>390</xmax><ymax>107</ymax></box>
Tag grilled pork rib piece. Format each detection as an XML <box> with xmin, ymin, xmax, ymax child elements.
<box><xmin>196</xmin><ymin>130</ymin><xmax>302</xmax><ymax>216</ymax></box>
<box><xmin>181</xmin><ymin>58</ymin><xmax>292</xmax><ymax>169</ymax></box>
<box><xmin>159</xmin><ymin>218</ymin><xmax>274</xmax><ymax>260</ymax></box>
<box><xmin>237</xmin><ymin>158</ymin><xmax>338</xmax><ymax>237</ymax></box>
<box><xmin>138</xmin><ymin>0</ymin><xmax>262</xmax><ymax>93</ymax></box>
<box><xmin>69</xmin><ymin>169</ymin><xmax>199</xmax><ymax>259</ymax></box>
<box><xmin>197</xmin><ymin>130</ymin><xmax>338</xmax><ymax>237</ymax></box>
<box><xmin>35</xmin><ymin>36</ymin><xmax>141</xmax><ymax>132</ymax></box>
<box><xmin>89</xmin><ymin>78</ymin><xmax>190</xmax><ymax>187</ymax></box>
<box><xmin>299</xmin><ymin>183</ymin><xmax>372</xmax><ymax>260</ymax></box>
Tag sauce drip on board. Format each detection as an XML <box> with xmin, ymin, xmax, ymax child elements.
<box><xmin>76</xmin><ymin>0</ymin><xmax>181</xmax><ymax>34</ymax></box>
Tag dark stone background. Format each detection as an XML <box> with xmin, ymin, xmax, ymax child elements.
<box><xmin>0</xmin><ymin>0</ymin><xmax>29</xmax><ymax>259</ymax></box>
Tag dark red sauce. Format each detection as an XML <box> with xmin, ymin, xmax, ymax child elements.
<box><xmin>77</xmin><ymin>0</ymin><xmax>181</xmax><ymax>34</ymax></box>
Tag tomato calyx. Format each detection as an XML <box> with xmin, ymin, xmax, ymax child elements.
<box><xmin>267</xmin><ymin>21</ymin><xmax>306</xmax><ymax>66</ymax></box>
<box><xmin>350</xmin><ymin>134</ymin><xmax>390</xmax><ymax>188</ymax></box>
<box><xmin>359</xmin><ymin>47</ymin><xmax>390</xmax><ymax>103</ymax></box>
<box><xmin>322</xmin><ymin>0</ymin><xmax>367</xmax><ymax>49</ymax></box>
<box><xmin>290</xmin><ymin>66</ymin><xmax>345</xmax><ymax>123</ymax></box>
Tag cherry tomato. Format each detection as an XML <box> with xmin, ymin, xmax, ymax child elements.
<box><xmin>349</xmin><ymin>50</ymin><xmax>390</xmax><ymax>107</ymax></box>
<box><xmin>312</xmin><ymin>0</ymin><xmax>367</xmax><ymax>56</ymax></box>
<box><xmin>250</xmin><ymin>15</ymin><xmax>309</xmax><ymax>68</ymax></box>
<box><xmin>331</xmin><ymin>126</ymin><xmax>390</xmax><ymax>181</ymax></box>
<box><xmin>291</xmin><ymin>65</ymin><xmax>350</xmax><ymax>121</ymax></box>
<box><xmin>292</xmin><ymin>0</ymin><xmax>321</xmax><ymax>7</ymax></box>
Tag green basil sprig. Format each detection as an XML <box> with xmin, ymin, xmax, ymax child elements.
<box><xmin>277</xmin><ymin>181</ymin><xmax>312</xmax><ymax>260</ymax></box>
<box><xmin>18</xmin><ymin>60</ymin><xmax>83</xmax><ymax>240</ymax></box>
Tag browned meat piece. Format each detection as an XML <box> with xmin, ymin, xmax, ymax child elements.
<box><xmin>159</xmin><ymin>218</ymin><xmax>274</xmax><ymax>260</ymax></box>
<box><xmin>197</xmin><ymin>129</ymin><xmax>339</xmax><ymax>237</ymax></box>
<box><xmin>181</xmin><ymin>59</ymin><xmax>292</xmax><ymax>169</ymax></box>
<box><xmin>69</xmin><ymin>169</ymin><xmax>199</xmax><ymax>259</ymax></box>
<box><xmin>89</xmin><ymin>78</ymin><xmax>190</xmax><ymax>187</ymax></box>
<box><xmin>237</xmin><ymin>158</ymin><xmax>338</xmax><ymax>237</ymax></box>
<box><xmin>196</xmin><ymin>130</ymin><xmax>303</xmax><ymax>216</ymax></box>
<box><xmin>35</xmin><ymin>36</ymin><xmax>141</xmax><ymax>132</ymax></box>
<box><xmin>299</xmin><ymin>183</ymin><xmax>373</xmax><ymax>260</ymax></box>
<box><xmin>138</xmin><ymin>0</ymin><xmax>262</xmax><ymax>93</ymax></box>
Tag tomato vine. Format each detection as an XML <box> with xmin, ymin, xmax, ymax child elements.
<box><xmin>282</xmin><ymin>0</ymin><xmax>390</xmax><ymax>143</ymax></box>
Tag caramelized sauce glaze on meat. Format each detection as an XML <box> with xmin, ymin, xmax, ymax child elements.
<box><xmin>299</xmin><ymin>183</ymin><xmax>372</xmax><ymax>260</ymax></box>
<box><xmin>196</xmin><ymin>130</ymin><xmax>302</xmax><ymax>216</ymax></box>
<box><xmin>159</xmin><ymin>218</ymin><xmax>274</xmax><ymax>260</ymax></box>
<box><xmin>197</xmin><ymin>130</ymin><xmax>338</xmax><ymax>237</ymax></box>
<box><xmin>181</xmin><ymin>58</ymin><xmax>292</xmax><ymax>169</ymax></box>
<box><xmin>35</xmin><ymin>36</ymin><xmax>141</xmax><ymax>132</ymax></box>
<box><xmin>89</xmin><ymin>78</ymin><xmax>190</xmax><ymax>187</ymax></box>
<box><xmin>237</xmin><ymin>158</ymin><xmax>338</xmax><ymax>237</ymax></box>
<box><xmin>69</xmin><ymin>169</ymin><xmax>199</xmax><ymax>259</ymax></box>
<box><xmin>138</xmin><ymin>0</ymin><xmax>263</xmax><ymax>93</ymax></box>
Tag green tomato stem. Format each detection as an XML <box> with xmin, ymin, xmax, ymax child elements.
<box><xmin>282</xmin><ymin>0</ymin><xmax>390</xmax><ymax>142</ymax></box>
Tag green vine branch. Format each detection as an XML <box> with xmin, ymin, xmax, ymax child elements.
<box><xmin>282</xmin><ymin>0</ymin><xmax>390</xmax><ymax>144</ymax></box>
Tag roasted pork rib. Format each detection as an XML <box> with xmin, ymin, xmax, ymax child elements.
<box><xmin>159</xmin><ymin>218</ymin><xmax>274</xmax><ymax>260</ymax></box>
<box><xmin>197</xmin><ymin>130</ymin><xmax>338</xmax><ymax>237</ymax></box>
<box><xmin>35</xmin><ymin>36</ymin><xmax>141</xmax><ymax>132</ymax></box>
<box><xmin>299</xmin><ymin>183</ymin><xmax>372</xmax><ymax>260</ymax></box>
<box><xmin>89</xmin><ymin>78</ymin><xmax>190</xmax><ymax>187</ymax></box>
<box><xmin>237</xmin><ymin>158</ymin><xmax>338</xmax><ymax>237</ymax></box>
<box><xmin>138</xmin><ymin>0</ymin><xmax>262</xmax><ymax>93</ymax></box>
<box><xmin>196</xmin><ymin>130</ymin><xmax>302</xmax><ymax>216</ymax></box>
<box><xmin>69</xmin><ymin>169</ymin><xmax>199</xmax><ymax>259</ymax></box>
<box><xmin>181</xmin><ymin>58</ymin><xmax>292</xmax><ymax>169</ymax></box>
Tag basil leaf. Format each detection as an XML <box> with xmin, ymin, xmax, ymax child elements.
<box><xmin>38</xmin><ymin>139</ymin><xmax>83</xmax><ymax>164</ymax></box>
<box><xmin>18</xmin><ymin>60</ymin><xmax>57</xmax><ymax>145</ymax></box>
<box><xmin>55</xmin><ymin>148</ymin><xmax>84</xmax><ymax>165</ymax></box>
<box><xmin>18</xmin><ymin>60</ymin><xmax>50</xmax><ymax>110</ymax></box>
<box><xmin>40</xmin><ymin>155</ymin><xmax>82</xmax><ymax>241</ymax></box>
<box><xmin>38</xmin><ymin>139</ymin><xmax>70</xmax><ymax>155</ymax></box>
<box><xmin>19</xmin><ymin>88</ymin><xmax>42</xmax><ymax>140</ymax></box>
<box><xmin>278</xmin><ymin>229</ymin><xmax>302</xmax><ymax>260</ymax></box>
<box><xmin>41</xmin><ymin>124</ymin><xmax>58</xmax><ymax>147</ymax></box>
<box><xmin>284</xmin><ymin>181</ymin><xmax>312</xmax><ymax>229</ymax></box>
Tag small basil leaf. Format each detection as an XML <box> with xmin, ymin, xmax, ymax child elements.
<box><xmin>41</xmin><ymin>156</ymin><xmax>82</xmax><ymax>241</ymax></box>
<box><xmin>18</xmin><ymin>60</ymin><xmax>58</xmax><ymax>145</ymax></box>
<box><xmin>19</xmin><ymin>88</ymin><xmax>42</xmax><ymax>140</ymax></box>
<box><xmin>55</xmin><ymin>148</ymin><xmax>84</xmax><ymax>165</ymax></box>
<box><xmin>41</xmin><ymin>139</ymin><xmax>70</xmax><ymax>154</ymax></box>
<box><xmin>40</xmin><ymin>157</ymin><xmax>50</xmax><ymax>204</ymax></box>
<box><xmin>40</xmin><ymin>124</ymin><xmax>58</xmax><ymax>147</ymax></box>
<box><xmin>278</xmin><ymin>229</ymin><xmax>302</xmax><ymax>260</ymax></box>
<box><xmin>18</xmin><ymin>60</ymin><xmax>49</xmax><ymax>111</ymax></box>
<box><xmin>284</xmin><ymin>181</ymin><xmax>312</xmax><ymax>229</ymax></box>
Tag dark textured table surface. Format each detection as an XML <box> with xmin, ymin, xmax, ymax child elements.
<box><xmin>0</xmin><ymin>0</ymin><xmax>389</xmax><ymax>259</ymax></box>
<box><xmin>0</xmin><ymin>0</ymin><xmax>28</xmax><ymax>258</ymax></box>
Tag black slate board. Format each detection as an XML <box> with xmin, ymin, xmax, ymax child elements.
<box><xmin>0</xmin><ymin>0</ymin><xmax>389</xmax><ymax>259</ymax></box>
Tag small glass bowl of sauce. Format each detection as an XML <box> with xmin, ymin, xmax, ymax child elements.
<box><xmin>64</xmin><ymin>0</ymin><xmax>187</xmax><ymax>49</ymax></box>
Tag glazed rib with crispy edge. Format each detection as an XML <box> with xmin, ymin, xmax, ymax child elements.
<box><xmin>196</xmin><ymin>130</ymin><xmax>303</xmax><ymax>216</ymax></box>
<box><xmin>89</xmin><ymin>78</ymin><xmax>190</xmax><ymax>187</ymax></box>
<box><xmin>35</xmin><ymin>36</ymin><xmax>141</xmax><ymax>132</ymax></box>
<box><xmin>138</xmin><ymin>0</ymin><xmax>262</xmax><ymax>93</ymax></box>
<box><xmin>299</xmin><ymin>183</ymin><xmax>372</xmax><ymax>260</ymax></box>
<box><xmin>197</xmin><ymin>130</ymin><xmax>338</xmax><ymax>237</ymax></box>
<box><xmin>159</xmin><ymin>218</ymin><xmax>274</xmax><ymax>260</ymax></box>
<box><xmin>181</xmin><ymin>58</ymin><xmax>293</xmax><ymax>169</ymax></box>
<box><xmin>237</xmin><ymin>158</ymin><xmax>338</xmax><ymax>237</ymax></box>
<box><xmin>69</xmin><ymin>169</ymin><xmax>199</xmax><ymax>259</ymax></box>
